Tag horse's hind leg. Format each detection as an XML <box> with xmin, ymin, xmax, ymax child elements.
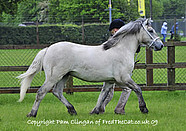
<box><xmin>90</xmin><ymin>82</ymin><xmax>113</xmax><ymax>114</ymax></box>
<box><xmin>99</xmin><ymin>83</ymin><xmax>115</xmax><ymax>113</ymax></box>
<box><xmin>27</xmin><ymin>81</ymin><xmax>55</xmax><ymax>117</ymax></box>
<box><xmin>114</xmin><ymin>86</ymin><xmax>132</xmax><ymax>114</ymax></box>
<box><xmin>52</xmin><ymin>75</ymin><xmax>77</xmax><ymax>115</ymax></box>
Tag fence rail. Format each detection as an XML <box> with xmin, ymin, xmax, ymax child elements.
<box><xmin>0</xmin><ymin>41</ymin><xmax>186</xmax><ymax>94</ymax></box>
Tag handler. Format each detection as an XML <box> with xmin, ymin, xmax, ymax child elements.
<box><xmin>101</xmin><ymin>19</ymin><xmax>141</xmax><ymax>114</ymax></box>
<box><xmin>170</xmin><ymin>22</ymin><xmax>178</xmax><ymax>39</ymax></box>
<box><xmin>161</xmin><ymin>22</ymin><xmax>168</xmax><ymax>42</ymax></box>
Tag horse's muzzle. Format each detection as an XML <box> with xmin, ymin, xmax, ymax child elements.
<box><xmin>154</xmin><ymin>41</ymin><xmax>164</xmax><ymax>51</ymax></box>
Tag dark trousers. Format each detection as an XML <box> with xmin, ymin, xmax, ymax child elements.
<box><xmin>170</xmin><ymin>33</ymin><xmax>174</xmax><ymax>39</ymax></box>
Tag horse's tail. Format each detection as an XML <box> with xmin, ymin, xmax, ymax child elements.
<box><xmin>17</xmin><ymin>47</ymin><xmax>48</xmax><ymax>102</ymax></box>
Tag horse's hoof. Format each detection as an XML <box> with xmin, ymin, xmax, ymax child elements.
<box><xmin>27</xmin><ymin>112</ymin><xmax>36</xmax><ymax>117</ymax></box>
<box><xmin>27</xmin><ymin>110</ymin><xmax>37</xmax><ymax>117</ymax></box>
<box><xmin>68</xmin><ymin>110</ymin><xmax>77</xmax><ymax>115</ymax></box>
<box><xmin>90</xmin><ymin>111</ymin><xmax>99</xmax><ymax>115</ymax></box>
<box><xmin>67</xmin><ymin>106</ymin><xmax>77</xmax><ymax>115</ymax></box>
<box><xmin>99</xmin><ymin>107</ymin><xmax>105</xmax><ymax>114</ymax></box>
<box><xmin>114</xmin><ymin>109</ymin><xmax>125</xmax><ymax>115</ymax></box>
<box><xmin>139</xmin><ymin>106</ymin><xmax>149</xmax><ymax>114</ymax></box>
<box><xmin>90</xmin><ymin>108</ymin><xmax>99</xmax><ymax>115</ymax></box>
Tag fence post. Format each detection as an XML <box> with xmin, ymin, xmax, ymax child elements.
<box><xmin>167</xmin><ymin>43</ymin><xmax>175</xmax><ymax>90</ymax></box>
<box><xmin>66</xmin><ymin>76</ymin><xmax>73</xmax><ymax>94</ymax></box>
<box><xmin>82</xmin><ymin>15</ymin><xmax>85</xmax><ymax>44</ymax></box>
<box><xmin>146</xmin><ymin>47</ymin><xmax>153</xmax><ymax>86</ymax></box>
<box><xmin>36</xmin><ymin>19</ymin><xmax>39</xmax><ymax>45</ymax></box>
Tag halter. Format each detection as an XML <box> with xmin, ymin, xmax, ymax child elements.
<box><xmin>141</xmin><ymin>24</ymin><xmax>160</xmax><ymax>48</ymax></box>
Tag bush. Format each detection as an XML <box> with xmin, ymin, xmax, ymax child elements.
<box><xmin>84</xmin><ymin>24</ymin><xmax>110</xmax><ymax>45</ymax></box>
<box><xmin>0</xmin><ymin>23</ymin><xmax>110</xmax><ymax>45</ymax></box>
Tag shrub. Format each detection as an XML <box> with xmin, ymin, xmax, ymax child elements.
<box><xmin>0</xmin><ymin>23</ymin><xmax>110</xmax><ymax>45</ymax></box>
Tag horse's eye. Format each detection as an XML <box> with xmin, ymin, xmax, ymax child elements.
<box><xmin>149</xmin><ymin>30</ymin><xmax>153</xmax><ymax>33</ymax></box>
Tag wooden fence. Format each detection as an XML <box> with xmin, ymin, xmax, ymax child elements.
<box><xmin>0</xmin><ymin>41</ymin><xmax>186</xmax><ymax>94</ymax></box>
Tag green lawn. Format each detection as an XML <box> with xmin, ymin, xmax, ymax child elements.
<box><xmin>0</xmin><ymin>91</ymin><xmax>185</xmax><ymax>131</ymax></box>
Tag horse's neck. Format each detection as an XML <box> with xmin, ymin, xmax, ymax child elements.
<box><xmin>115</xmin><ymin>35</ymin><xmax>139</xmax><ymax>56</ymax></box>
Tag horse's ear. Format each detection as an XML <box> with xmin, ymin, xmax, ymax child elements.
<box><xmin>147</xmin><ymin>18</ymin><xmax>153</xmax><ymax>26</ymax></box>
<box><xmin>143</xmin><ymin>18</ymin><xmax>152</xmax><ymax>26</ymax></box>
<box><xmin>148</xmin><ymin>18</ymin><xmax>151</xmax><ymax>22</ymax></box>
<box><xmin>143</xmin><ymin>19</ymin><xmax>148</xmax><ymax>26</ymax></box>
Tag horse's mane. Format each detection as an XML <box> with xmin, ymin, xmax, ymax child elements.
<box><xmin>103</xmin><ymin>18</ymin><xmax>146</xmax><ymax>50</ymax></box>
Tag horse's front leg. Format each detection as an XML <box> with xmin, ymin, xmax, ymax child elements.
<box><xmin>114</xmin><ymin>87</ymin><xmax>132</xmax><ymax>114</ymax></box>
<box><xmin>90</xmin><ymin>82</ymin><xmax>113</xmax><ymax>114</ymax></box>
<box><xmin>117</xmin><ymin>78</ymin><xmax>148</xmax><ymax>114</ymax></box>
<box><xmin>124</xmin><ymin>79</ymin><xmax>148</xmax><ymax>113</ymax></box>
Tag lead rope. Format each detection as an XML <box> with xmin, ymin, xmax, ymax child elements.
<box><xmin>132</xmin><ymin>52</ymin><xmax>139</xmax><ymax>74</ymax></box>
<box><xmin>134</xmin><ymin>52</ymin><xmax>139</xmax><ymax>65</ymax></box>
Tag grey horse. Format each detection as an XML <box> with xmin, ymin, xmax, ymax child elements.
<box><xmin>17</xmin><ymin>18</ymin><xmax>163</xmax><ymax>117</ymax></box>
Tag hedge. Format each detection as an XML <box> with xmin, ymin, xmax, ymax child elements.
<box><xmin>0</xmin><ymin>23</ymin><xmax>110</xmax><ymax>45</ymax></box>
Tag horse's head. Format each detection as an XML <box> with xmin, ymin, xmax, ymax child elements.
<box><xmin>103</xmin><ymin>18</ymin><xmax>164</xmax><ymax>51</ymax></box>
<box><xmin>140</xmin><ymin>19</ymin><xmax>164</xmax><ymax>51</ymax></box>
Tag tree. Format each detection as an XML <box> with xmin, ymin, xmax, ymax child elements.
<box><xmin>2</xmin><ymin>0</ymin><xmax>185</xmax><ymax>24</ymax></box>
<box><xmin>145</xmin><ymin>0</ymin><xmax>164</xmax><ymax>19</ymax></box>
<box><xmin>1</xmin><ymin>0</ymin><xmax>48</xmax><ymax>23</ymax></box>
<box><xmin>48</xmin><ymin>0</ymin><xmax>140</xmax><ymax>23</ymax></box>
<box><xmin>112</xmin><ymin>0</ymin><xmax>139</xmax><ymax>22</ymax></box>
<box><xmin>38</xmin><ymin>1</ymin><xmax>49</xmax><ymax>22</ymax></box>
<box><xmin>161</xmin><ymin>0</ymin><xmax>186</xmax><ymax>19</ymax></box>
<box><xmin>49</xmin><ymin>0</ymin><xmax>109</xmax><ymax>23</ymax></box>
<box><xmin>16</xmin><ymin>0</ymin><xmax>39</xmax><ymax>22</ymax></box>
<box><xmin>0</xmin><ymin>0</ymin><xmax>22</xmax><ymax>21</ymax></box>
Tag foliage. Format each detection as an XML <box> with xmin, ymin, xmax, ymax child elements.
<box><xmin>49</xmin><ymin>0</ymin><xmax>109</xmax><ymax>23</ymax></box>
<box><xmin>161</xmin><ymin>0</ymin><xmax>186</xmax><ymax>19</ymax></box>
<box><xmin>145</xmin><ymin>0</ymin><xmax>164</xmax><ymax>19</ymax></box>
<box><xmin>0</xmin><ymin>0</ymin><xmax>22</xmax><ymax>22</ymax></box>
<box><xmin>0</xmin><ymin>23</ymin><xmax>110</xmax><ymax>45</ymax></box>
<box><xmin>0</xmin><ymin>0</ymin><xmax>47</xmax><ymax>23</ymax></box>
<box><xmin>112</xmin><ymin>0</ymin><xmax>140</xmax><ymax>22</ymax></box>
<box><xmin>37</xmin><ymin>1</ymin><xmax>49</xmax><ymax>22</ymax></box>
<box><xmin>1</xmin><ymin>0</ymin><xmax>185</xmax><ymax>23</ymax></box>
<box><xmin>49</xmin><ymin>0</ymin><xmax>139</xmax><ymax>23</ymax></box>
<box><xmin>16</xmin><ymin>0</ymin><xmax>42</xmax><ymax>22</ymax></box>
<box><xmin>0</xmin><ymin>26</ymin><xmax>37</xmax><ymax>45</ymax></box>
<box><xmin>0</xmin><ymin>0</ymin><xmax>21</xmax><ymax>15</ymax></box>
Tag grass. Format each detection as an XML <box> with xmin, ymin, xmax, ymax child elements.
<box><xmin>0</xmin><ymin>91</ymin><xmax>185</xmax><ymax>131</ymax></box>
<box><xmin>180</xmin><ymin>36</ymin><xmax>186</xmax><ymax>41</ymax></box>
<box><xmin>160</xmin><ymin>35</ymin><xmax>186</xmax><ymax>42</ymax></box>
